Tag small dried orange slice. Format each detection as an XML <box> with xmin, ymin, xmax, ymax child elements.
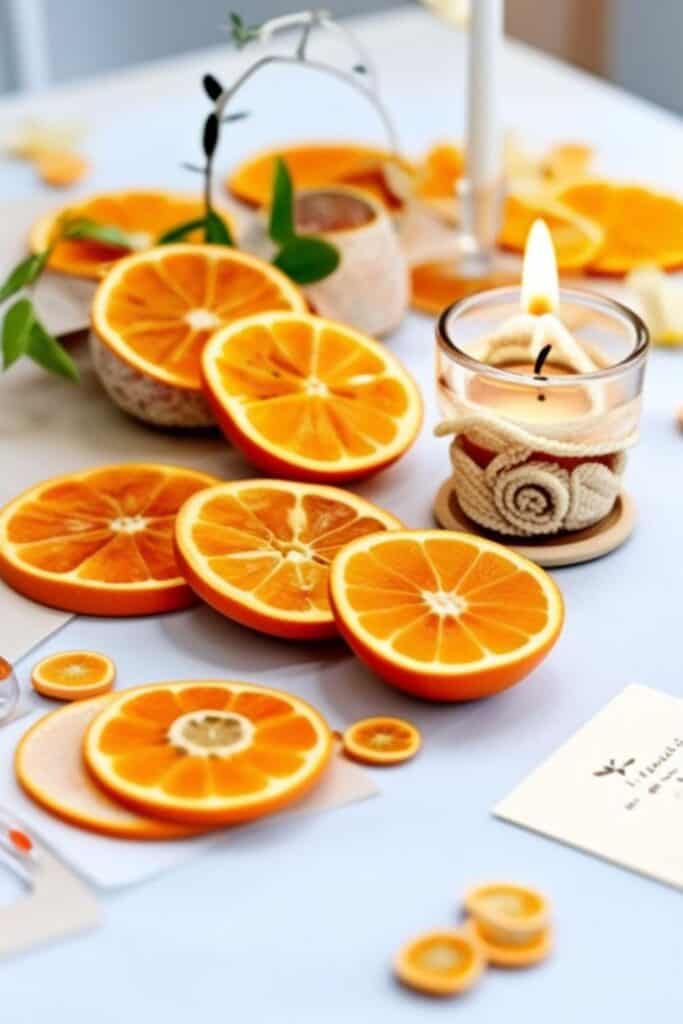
<box><xmin>464</xmin><ymin>882</ymin><xmax>550</xmax><ymax>945</ymax></box>
<box><xmin>35</xmin><ymin>149</ymin><xmax>90</xmax><ymax>188</ymax></box>
<box><xmin>175</xmin><ymin>479</ymin><xmax>402</xmax><ymax>639</ymax></box>
<box><xmin>91</xmin><ymin>243</ymin><xmax>306</xmax><ymax>428</ymax></box>
<box><xmin>32</xmin><ymin>650</ymin><xmax>115</xmax><ymax>701</ymax></box>
<box><xmin>15</xmin><ymin>696</ymin><xmax>202</xmax><ymax>839</ymax></box>
<box><xmin>29</xmin><ymin>189</ymin><xmax>236</xmax><ymax>279</ymax></box>
<box><xmin>342</xmin><ymin>716</ymin><xmax>420</xmax><ymax>765</ymax></box>
<box><xmin>329</xmin><ymin>530</ymin><xmax>564</xmax><ymax>701</ymax></box>
<box><xmin>227</xmin><ymin>142</ymin><xmax>413</xmax><ymax>210</ymax></box>
<box><xmin>84</xmin><ymin>681</ymin><xmax>333</xmax><ymax>826</ymax></box>
<box><xmin>465</xmin><ymin>918</ymin><xmax>553</xmax><ymax>968</ymax></box>
<box><xmin>201</xmin><ymin>312</ymin><xmax>422</xmax><ymax>482</ymax></box>
<box><xmin>0</xmin><ymin>463</ymin><xmax>216</xmax><ymax>616</ymax></box>
<box><xmin>559</xmin><ymin>179</ymin><xmax>683</xmax><ymax>274</ymax></box>
<box><xmin>394</xmin><ymin>928</ymin><xmax>485</xmax><ymax>996</ymax></box>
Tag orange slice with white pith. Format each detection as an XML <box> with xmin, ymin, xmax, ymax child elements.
<box><xmin>394</xmin><ymin>928</ymin><xmax>485</xmax><ymax>996</ymax></box>
<box><xmin>84</xmin><ymin>681</ymin><xmax>333</xmax><ymax>826</ymax></box>
<box><xmin>174</xmin><ymin>480</ymin><xmax>402</xmax><ymax>640</ymax></box>
<box><xmin>16</xmin><ymin>697</ymin><xmax>203</xmax><ymax>839</ymax></box>
<box><xmin>90</xmin><ymin>243</ymin><xmax>306</xmax><ymax>427</ymax></box>
<box><xmin>32</xmin><ymin>650</ymin><xmax>115</xmax><ymax>701</ymax></box>
<box><xmin>201</xmin><ymin>312</ymin><xmax>423</xmax><ymax>482</ymax></box>
<box><xmin>29</xmin><ymin>189</ymin><xmax>237</xmax><ymax>279</ymax></box>
<box><xmin>329</xmin><ymin>530</ymin><xmax>564</xmax><ymax>702</ymax></box>
<box><xmin>0</xmin><ymin>463</ymin><xmax>216</xmax><ymax>616</ymax></box>
<box><xmin>342</xmin><ymin>716</ymin><xmax>421</xmax><ymax>765</ymax></box>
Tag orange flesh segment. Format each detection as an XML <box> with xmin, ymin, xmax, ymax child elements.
<box><xmin>2</xmin><ymin>466</ymin><xmax>210</xmax><ymax>587</ymax></box>
<box><xmin>98</xmin><ymin>249</ymin><xmax>304</xmax><ymax>390</ymax></box>
<box><xmin>84</xmin><ymin>682</ymin><xmax>332</xmax><ymax>825</ymax></box>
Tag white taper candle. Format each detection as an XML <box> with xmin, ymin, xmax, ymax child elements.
<box><xmin>466</xmin><ymin>0</ymin><xmax>504</xmax><ymax>188</ymax></box>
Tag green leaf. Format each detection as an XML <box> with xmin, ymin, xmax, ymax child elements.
<box><xmin>269</xmin><ymin>157</ymin><xmax>295</xmax><ymax>245</ymax></box>
<box><xmin>0</xmin><ymin>252</ymin><xmax>48</xmax><ymax>303</ymax></box>
<box><xmin>2</xmin><ymin>298</ymin><xmax>35</xmax><ymax>369</ymax></box>
<box><xmin>229</xmin><ymin>12</ymin><xmax>260</xmax><ymax>48</ymax></box>
<box><xmin>26</xmin><ymin>320</ymin><xmax>79</xmax><ymax>381</ymax></box>
<box><xmin>273</xmin><ymin>237</ymin><xmax>340</xmax><ymax>285</ymax></box>
<box><xmin>157</xmin><ymin>217</ymin><xmax>207</xmax><ymax>244</ymax></box>
<box><xmin>62</xmin><ymin>218</ymin><xmax>136</xmax><ymax>250</ymax></box>
<box><xmin>204</xmin><ymin>209</ymin><xmax>234</xmax><ymax>246</ymax></box>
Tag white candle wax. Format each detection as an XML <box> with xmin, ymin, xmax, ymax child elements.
<box><xmin>466</xmin><ymin>0</ymin><xmax>504</xmax><ymax>188</ymax></box>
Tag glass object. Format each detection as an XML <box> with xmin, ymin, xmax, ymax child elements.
<box><xmin>0</xmin><ymin>657</ymin><xmax>20</xmax><ymax>726</ymax></box>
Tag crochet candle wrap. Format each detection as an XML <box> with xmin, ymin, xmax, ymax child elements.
<box><xmin>435</xmin><ymin>412</ymin><xmax>637</xmax><ymax>537</ymax></box>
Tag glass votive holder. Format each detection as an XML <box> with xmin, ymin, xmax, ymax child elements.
<box><xmin>435</xmin><ymin>287</ymin><xmax>649</xmax><ymax>539</ymax></box>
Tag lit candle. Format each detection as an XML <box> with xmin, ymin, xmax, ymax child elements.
<box><xmin>466</xmin><ymin>0</ymin><xmax>504</xmax><ymax>189</ymax></box>
<box><xmin>467</xmin><ymin>219</ymin><xmax>605</xmax><ymax>425</ymax></box>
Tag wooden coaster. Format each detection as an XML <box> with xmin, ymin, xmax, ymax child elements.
<box><xmin>433</xmin><ymin>480</ymin><xmax>636</xmax><ymax>568</ymax></box>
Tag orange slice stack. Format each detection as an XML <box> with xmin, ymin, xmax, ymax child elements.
<box><xmin>91</xmin><ymin>244</ymin><xmax>306</xmax><ymax>427</ymax></box>
<box><xmin>30</xmin><ymin>189</ymin><xmax>236</xmax><ymax>279</ymax></box>
<box><xmin>0</xmin><ymin>463</ymin><xmax>215</xmax><ymax>615</ymax></box>
<box><xmin>175</xmin><ymin>479</ymin><xmax>401</xmax><ymax>639</ymax></box>
<box><xmin>84</xmin><ymin>681</ymin><xmax>332</xmax><ymax>825</ymax></box>
<box><xmin>201</xmin><ymin>311</ymin><xmax>422</xmax><ymax>482</ymax></box>
<box><xmin>330</xmin><ymin>530</ymin><xmax>563</xmax><ymax>701</ymax></box>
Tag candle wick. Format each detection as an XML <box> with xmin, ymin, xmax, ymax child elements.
<box><xmin>533</xmin><ymin>343</ymin><xmax>552</xmax><ymax>378</ymax></box>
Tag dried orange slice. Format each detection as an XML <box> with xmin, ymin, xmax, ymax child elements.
<box><xmin>464</xmin><ymin>882</ymin><xmax>550</xmax><ymax>945</ymax></box>
<box><xmin>16</xmin><ymin>697</ymin><xmax>202</xmax><ymax>839</ymax></box>
<box><xmin>465</xmin><ymin>918</ymin><xmax>553</xmax><ymax>968</ymax></box>
<box><xmin>559</xmin><ymin>179</ymin><xmax>683</xmax><ymax>274</ymax></box>
<box><xmin>35</xmin><ymin>149</ymin><xmax>90</xmax><ymax>188</ymax></box>
<box><xmin>342</xmin><ymin>716</ymin><xmax>420</xmax><ymax>765</ymax></box>
<box><xmin>84</xmin><ymin>681</ymin><xmax>332</xmax><ymax>825</ymax></box>
<box><xmin>498</xmin><ymin>192</ymin><xmax>604</xmax><ymax>270</ymax></box>
<box><xmin>29</xmin><ymin>189</ymin><xmax>236</xmax><ymax>279</ymax></box>
<box><xmin>394</xmin><ymin>928</ymin><xmax>485</xmax><ymax>996</ymax></box>
<box><xmin>91</xmin><ymin>243</ymin><xmax>306</xmax><ymax>428</ymax></box>
<box><xmin>0</xmin><ymin>463</ymin><xmax>215</xmax><ymax>616</ymax></box>
<box><xmin>175</xmin><ymin>480</ymin><xmax>402</xmax><ymax>639</ymax></box>
<box><xmin>201</xmin><ymin>312</ymin><xmax>422</xmax><ymax>482</ymax></box>
<box><xmin>414</xmin><ymin>143</ymin><xmax>465</xmax><ymax>200</ymax></box>
<box><xmin>227</xmin><ymin>142</ymin><xmax>413</xmax><ymax>210</ymax></box>
<box><xmin>32</xmin><ymin>650</ymin><xmax>115</xmax><ymax>701</ymax></box>
<box><xmin>329</xmin><ymin>530</ymin><xmax>564</xmax><ymax>701</ymax></box>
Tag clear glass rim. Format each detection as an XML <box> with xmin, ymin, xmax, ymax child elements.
<box><xmin>436</xmin><ymin>286</ymin><xmax>650</xmax><ymax>386</ymax></box>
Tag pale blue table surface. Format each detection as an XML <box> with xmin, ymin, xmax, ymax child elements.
<box><xmin>1</xmin><ymin>8</ymin><xmax>683</xmax><ymax>1020</ymax></box>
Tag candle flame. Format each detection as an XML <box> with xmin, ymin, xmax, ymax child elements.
<box><xmin>521</xmin><ymin>219</ymin><xmax>559</xmax><ymax>315</ymax></box>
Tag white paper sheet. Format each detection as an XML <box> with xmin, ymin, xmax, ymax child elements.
<box><xmin>495</xmin><ymin>685</ymin><xmax>683</xmax><ymax>890</ymax></box>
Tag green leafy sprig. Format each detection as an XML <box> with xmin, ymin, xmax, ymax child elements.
<box><xmin>268</xmin><ymin>158</ymin><xmax>339</xmax><ymax>284</ymax></box>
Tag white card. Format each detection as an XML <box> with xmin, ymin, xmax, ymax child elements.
<box><xmin>494</xmin><ymin>685</ymin><xmax>683</xmax><ymax>890</ymax></box>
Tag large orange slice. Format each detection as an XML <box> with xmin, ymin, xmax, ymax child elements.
<box><xmin>16</xmin><ymin>697</ymin><xmax>202</xmax><ymax>839</ymax></box>
<box><xmin>227</xmin><ymin>142</ymin><xmax>413</xmax><ymax>210</ymax></box>
<box><xmin>201</xmin><ymin>312</ymin><xmax>423</xmax><ymax>482</ymax></box>
<box><xmin>498</xmin><ymin>192</ymin><xmax>604</xmax><ymax>270</ymax></box>
<box><xmin>84</xmin><ymin>681</ymin><xmax>333</xmax><ymax>825</ymax></box>
<box><xmin>0</xmin><ymin>463</ymin><xmax>215</xmax><ymax>616</ymax></box>
<box><xmin>91</xmin><ymin>243</ymin><xmax>306</xmax><ymax>428</ymax></box>
<box><xmin>29</xmin><ymin>189</ymin><xmax>236</xmax><ymax>279</ymax></box>
<box><xmin>559</xmin><ymin>179</ymin><xmax>683</xmax><ymax>274</ymax></box>
<box><xmin>329</xmin><ymin>530</ymin><xmax>563</xmax><ymax>701</ymax></box>
<box><xmin>174</xmin><ymin>479</ymin><xmax>402</xmax><ymax>640</ymax></box>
